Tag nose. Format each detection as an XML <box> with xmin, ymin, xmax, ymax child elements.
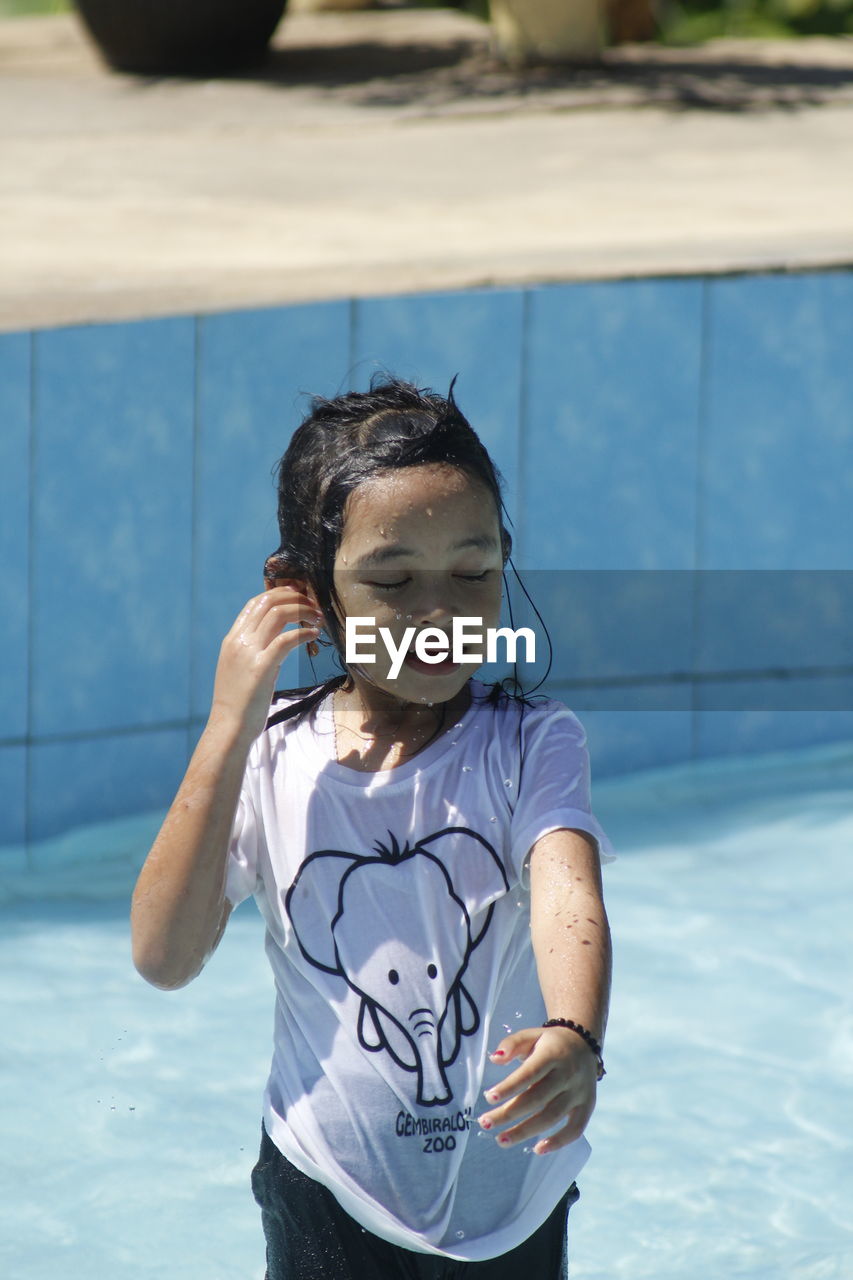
<box><xmin>412</xmin><ymin>574</ymin><xmax>454</xmax><ymax>630</ymax></box>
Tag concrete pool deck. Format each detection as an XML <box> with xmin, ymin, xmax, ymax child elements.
<box><xmin>1</xmin><ymin>9</ymin><xmax>853</xmax><ymax>332</ymax></box>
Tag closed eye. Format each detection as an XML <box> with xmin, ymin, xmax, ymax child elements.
<box><xmin>367</xmin><ymin>579</ymin><xmax>410</xmax><ymax>591</ymax></box>
<box><xmin>366</xmin><ymin>572</ymin><xmax>492</xmax><ymax>591</ymax></box>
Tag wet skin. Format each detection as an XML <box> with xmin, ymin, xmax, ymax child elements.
<box><xmin>328</xmin><ymin>463</ymin><xmax>505</xmax><ymax>749</ymax></box>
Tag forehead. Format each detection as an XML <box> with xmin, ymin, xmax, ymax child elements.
<box><xmin>340</xmin><ymin>465</ymin><xmax>498</xmax><ymax>537</ymax></box>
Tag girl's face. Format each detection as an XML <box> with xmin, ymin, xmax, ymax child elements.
<box><xmin>332</xmin><ymin>464</ymin><xmax>504</xmax><ymax>706</ymax></box>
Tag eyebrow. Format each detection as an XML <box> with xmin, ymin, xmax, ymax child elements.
<box><xmin>352</xmin><ymin>534</ymin><xmax>499</xmax><ymax>570</ymax></box>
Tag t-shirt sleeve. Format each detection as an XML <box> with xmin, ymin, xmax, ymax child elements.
<box><xmin>223</xmin><ymin>752</ymin><xmax>263</xmax><ymax>908</ymax></box>
<box><xmin>509</xmin><ymin>702</ymin><xmax>615</xmax><ymax>886</ymax></box>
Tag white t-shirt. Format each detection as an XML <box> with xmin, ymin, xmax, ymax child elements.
<box><xmin>225</xmin><ymin>679</ymin><xmax>613</xmax><ymax>1261</ymax></box>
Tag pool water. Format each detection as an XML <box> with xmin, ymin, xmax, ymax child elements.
<box><xmin>1</xmin><ymin>738</ymin><xmax>851</xmax><ymax>1279</ymax></box>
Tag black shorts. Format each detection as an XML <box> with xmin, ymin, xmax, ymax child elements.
<box><xmin>251</xmin><ymin>1123</ymin><xmax>579</xmax><ymax>1280</ymax></box>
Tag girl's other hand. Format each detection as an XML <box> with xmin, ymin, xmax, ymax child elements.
<box><xmin>477</xmin><ymin>1026</ymin><xmax>599</xmax><ymax>1155</ymax></box>
<box><xmin>210</xmin><ymin>586</ymin><xmax>323</xmax><ymax>746</ymax></box>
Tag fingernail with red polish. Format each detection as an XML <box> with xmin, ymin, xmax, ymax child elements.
<box><xmin>490</xmin><ymin>1049</ymin><xmax>506</xmax><ymax>1058</ymax></box>
<box><xmin>479</xmin><ymin>1118</ymin><xmax>492</xmax><ymax>1130</ymax></box>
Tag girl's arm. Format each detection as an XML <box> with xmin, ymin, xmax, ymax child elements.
<box><xmin>130</xmin><ymin>585</ymin><xmax>322</xmax><ymax>990</ymax></box>
<box><xmin>478</xmin><ymin>828</ymin><xmax>612</xmax><ymax>1154</ymax></box>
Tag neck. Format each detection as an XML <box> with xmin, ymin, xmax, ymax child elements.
<box><xmin>335</xmin><ymin>675</ymin><xmax>470</xmax><ymax>738</ymax></box>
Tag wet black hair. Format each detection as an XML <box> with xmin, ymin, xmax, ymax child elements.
<box><xmin>264</xmin><ymin>374</ymin><xmax>547</xmax><ymax>728</ymax></box>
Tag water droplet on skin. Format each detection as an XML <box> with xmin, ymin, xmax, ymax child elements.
<box><xmin>514</xmin><ymin>1011</ymin><xmax>522</xmax><ymax>1019</ymax></box>
<box><xmin>504</xmin><ymin>779</ymin><xmax>513</xmax><ymax>788</ymax></box>
<box><xmin>462</xmin><ymin>765</ymin><xmax>472</xmax><ymax>772</ymax></box>
<box><xmin>502</xmin><ymin>1023</ymin><xmax>511</xmax><ymax>1034</ymax></box>
<box><xmin>489</xmin><ymin>816</ymin><xmax>497</xmax><ymax>823</ymax></box>
<box><xmin>405</xmin><ymin>615</ymin><xmax>412</xmax><ymax>621</ymax></box>
<box><xmin>455</xmin><ymin>1230</ymin><xmax>465</xmax><ymax>1239</ymax></box>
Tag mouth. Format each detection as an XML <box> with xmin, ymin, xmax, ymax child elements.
<box><xmin>402</xmin><ymin>652</ymin><xmax>461</xmax><ymax>676</ymax></box>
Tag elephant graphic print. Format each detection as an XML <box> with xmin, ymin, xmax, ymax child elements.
<box><xmin>285</xmin><ymin>826</ymin><xmax>510</xmax><ymax>1108</ymax></box>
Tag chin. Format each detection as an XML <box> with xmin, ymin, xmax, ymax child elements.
<box><xmin>361</xmin><ymin>666</ymin><xmax>472</xmax><ymax>705</ymax></box>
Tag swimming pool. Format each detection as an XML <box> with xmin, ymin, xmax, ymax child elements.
<box><xmin>2</xmin><ymin>736</ymin><xmax>851</xmax><ymax>1279</ymax></box>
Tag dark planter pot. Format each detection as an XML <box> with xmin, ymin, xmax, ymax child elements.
<box><xmin>73</xmin><ymin>0</ymin><xmax>288</xmax><ymax>76</ymax></box>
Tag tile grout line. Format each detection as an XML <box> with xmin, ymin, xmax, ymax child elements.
<box><xmin>10</xmin><ymin>719</ymin><xmax>199</xmax><ymax>750</ymax></box>
<box><xmin>24</xmin><ymin>329</ymin><xmax>37</xmax><ymax>870</ymax></box>
<box><xmin>690</xmin><ymin>276</ymin><xmax>712</xmax><ymax>762</ymax></box>
<box><xmin>188</xmin><ymin>314</ymin><xmax>202</xmax><ymax>766</ymax></box>
<box><xmin>515</xmin><ymin>287</ymin><xmax>531</xmax><ymax>567</ymax></box>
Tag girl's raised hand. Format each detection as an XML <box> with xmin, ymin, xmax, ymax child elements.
<box><xmin>477</xmin><ymin>1025</ymin><xmax>599</xmax><ymax>1155</ymax></box>
<box><xmin>210</xmin><ymin>586</ymin><xmax>323</xmax><ymax>746</ymax></box>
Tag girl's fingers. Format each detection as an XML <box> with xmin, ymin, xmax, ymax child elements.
<box><xmin>225</xmin><ymin>592</ymin><xmax>272</xmax><ymax>642</ymax></box>
<box><xmin>218</xmin><ymin>597</ymin><xmax>320</xmax><ymax>694</ymax></box>
<box><xmin>268</xmin><ymin>623</ymin><xmax>321</xmax><ymax>661</ymax></box>
<box><xmin>227</xmin><ymin>594</ymin><xmax>264</xmax><ymax>639</ymax></box>
<box><xmin>234</xmin><ymin>589</ymin><xmax>321</xmax><ymax>646</ymax></box>
<box><xmin>479</xmin><ymin>1027</ymin><xmax>598</xmax><ymax>1147</ymax></box>
<box><xmin>485</xmin><ymin>1025</ymin><xmax>597</xmax><ymax>1114</ymax></box>
<box><xmin>532</xmin><ymin>1113</ymin><xmax>587</xmax><ymax>1155</ymax></box>
<box><xmin>483</xmin><ymin>1032</ymin><xmax>555</xmax><ymax>1114</ymax></box>
<box><xmin>253</xmin><ymin>602</ymin><xmax>322</xmax><ymax>652</ymax></box>
<box><xmin>534</xmin><ymin>1091</ymin><xmax>597</xmax><ymax>1153</ymax></box>
<box><xmin>488</xmin><ymin>1029</ymin><xmax>540</xmax><ymax>1064</ymax></box>
<box><xmin>480</xmin><ymin>1071</ymin><xmax>562</xmax><ymax>1133</ymax></box>
<box><xmin>485</xmin><ymin>1081</ymin><xmax>593</xmax><ymax>1153</ymax></box>
<box><xmin>212</xmin><ymin>593</ymin><xmax>322</xmax><ymax>742</ymax></box>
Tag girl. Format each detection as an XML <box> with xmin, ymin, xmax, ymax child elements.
<box><xmin>131</xmin><ymin>377</ymin><xmax>613</xmax><ymax>1279</ymax></box>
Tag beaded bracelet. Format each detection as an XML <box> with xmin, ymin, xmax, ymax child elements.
<box><xmin>542</xmin><ymin>1018</ymin><xmax>606</xmax><ymax>1081</ymax></box>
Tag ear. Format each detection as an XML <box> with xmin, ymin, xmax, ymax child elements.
<box><xmin>284</xmin><ymin>851</ymin><xmax>362</xmax><ymax>974</ymax></box>
<box><xmin>419</xmin><ymin>829</ymin><xmax>509</xmax><ymax>925</ymax></box>
<box><xmin>262</xmin><ymin>553</ymin><xmax>315</xmax><ymax>595</ymax></box>
<box><xmin>262</xmin><ymin>555</ymin><xmax>323</xmax><ymax>650</ymax></box>
<box><xmin>263</xmin><ymin>551</ymin><xmax>290</xmax><ymax>589</ymax></box>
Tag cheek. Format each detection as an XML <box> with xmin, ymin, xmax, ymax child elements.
<box><xmin>349</xmin><ymin>595</ymin><xmax>403</xmax><ymax>629</ymax></box>
<box><xmin>330</xmin><ymin>578</ymin><xmax>371</xmax><ymax>627</ymax></box>
<box><xmin>479</xmin><ymin>584</ymin><xmax>503</xmax><ymax>628</ymax></box>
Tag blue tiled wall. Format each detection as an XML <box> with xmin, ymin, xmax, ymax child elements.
<box><xmin>31</xmin><ymin>320</ymin><xmax>196</xmax><ymax>740</ymax></box>
<box><xmin>523</xmin><ymin>278</ymin><xmax>703</xmax><ymax>572</ymax></box>
<box><xmin>2</xmin><ymin>271</ymin><xmax>851</xmax><ymax>851</ymax></box>
<box><xmin>0</xmin><ymin>333</ymin><xmax>31</xmax><ymax>860</ymax></box>
<box><xmin>352</xmin><ymin>289</ymin><xmax>526</xmax><ymax>535</ymax></box>
<box><xmin>193</xmin><ymin>303</ymin><xmax>351</xmax><ymax>717</ymax></box>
